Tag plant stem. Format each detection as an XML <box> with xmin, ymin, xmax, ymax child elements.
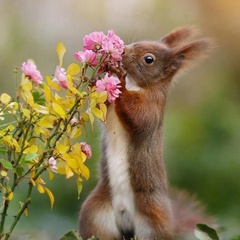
<box><xmin>0</xmin><ymin>199</ymin><xmax>9</xmax><ymax>239</ymax></box>
<box><xmin>5</xmin><ymin>182</ymin><xmax>33</xmax><ymax>240</ymax></box>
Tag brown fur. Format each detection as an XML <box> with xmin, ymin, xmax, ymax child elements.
<box><xmin>79</xmin><ymin>27</ymin><xmax>212</xmax><ymax>240</ymax></box>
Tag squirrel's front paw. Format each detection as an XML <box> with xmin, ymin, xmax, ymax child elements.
<box><xmin>108</xmin><ymin>64</ymin><xmax>127</xmax><ymax>82</ymax></box>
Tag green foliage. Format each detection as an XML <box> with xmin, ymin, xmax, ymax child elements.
<box><xmin>195</xmin><ymin>224</ymin><xmax>220</xmax><ymax>240</ymax></box>
<box><xmin>194</xmin><ymin>224</ymin><xmax>240</xmax><ymax>240</ymax></box>
<box><xmin>60</xmin><ymin>230</ymin><xmax>99</xmax><ymax>240</ymax></box>
<box><xmin>60</xmin><ymin>230</ymin><xmax>82</xmax><ymax>240</ymax></box>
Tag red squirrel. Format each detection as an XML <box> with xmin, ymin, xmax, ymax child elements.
<box><xmin>78</xmin><ymin>27</ymin><xmax>212</xmax><ymax>240</ymax></box>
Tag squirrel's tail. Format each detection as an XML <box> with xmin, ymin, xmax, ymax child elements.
<box><xmin>170</xmin><ymin>189</ymin><xmax>215</xmax><ymax>239</ymax></box>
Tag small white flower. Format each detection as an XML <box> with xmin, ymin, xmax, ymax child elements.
<box><xmin>48</xmin><ymin>157</ymin><xmax>58</xmax><ymax>173</ymax></box>
<box><xmin>0</xmin><ymin>112</ymin><xmax>4</xmax><ymax>121</ymax></box>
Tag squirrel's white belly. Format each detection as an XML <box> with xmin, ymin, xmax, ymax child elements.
<box><xmin>105</xmin><ymin>104</ymin><xmax>135</xmax><ymax>231</ymax></box>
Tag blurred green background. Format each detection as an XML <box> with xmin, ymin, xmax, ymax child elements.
<box><xmin>1</xmin><ymin>0</ymin><xmax>240</xmax><ymax>239</ymax></box>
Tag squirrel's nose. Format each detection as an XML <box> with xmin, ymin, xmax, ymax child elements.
<box><xmin>122</xmin><ymin>45</ymin><xmax>130</xmax><ymax>55</ymax></box>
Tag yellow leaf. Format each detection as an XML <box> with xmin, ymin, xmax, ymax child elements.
<box><xmin>99</xmin><ymin>103</ymin><xmax>107</xmax><ymax>121</ymax></box>
<box><xmin>22</xmin><ymin>108</ymin><xmax>31</xmax><ymax>119</ymax></box>
<box><xmin>90</xmin><ymin>91</ymin><xmax>98</xmax><ymax>99</ymax></box>
<box><xmin>7</xmin><ymin>102</ymin><xmax>18</xmax><ymax>113</ymax></box>
<box><xmin>97</xmin><ymin>91</ymin><xmax>108</xmax><ymax>103</ymax></box>
<box><xmin>90</xmin><ymin>98</ymin><xmax>97</xmax><ymax>108</ymax></box>
<box><xmin>24</xmin><ymin>208</ymin><xmax>29</xmax><ymax>217</ymax></box>
<box><xmin>43</xmin><ymin>83</ymin><xmax>52</xmax><ymax>102</ymax></box>
<box><xmin>44</xmin><ymin>187</ymin><xmax>54</xmax><ymax>209</ymax></box>
<box><xmin>7</xmin><ymin>191</ymin><xmax>14</xmax><ymax>201</ymax></box>
<box><xmin>7</xmin><ymin>124</ymin><xmax>15</xmax><ymax>131</ymax></box>
<box><xmin>21</xmin><ymin>90</ymin><xmax>34</xmax><ymax>106</ymax></box>
<box><xmin>21</xmin><ymin>73</ymin><xmax>28</xmax><ymax>85</ymax></box>
<box><xmin>30</xmin><ymin>178</ymin><xmax>36</xmax><ymax>186</ymax></box>
<box><xmin>67</xmin><ymin>63</ymin><xmax>81</xmax><ymax>76</ymax></box>
<box><xmin>62</xmin><ymin>153</ymin><xmax>78</xmax><ymax>169</ymax></box>
<box><xmin>56</xmin><ymin>42</ymin><xmax>66</xmax><ymax>68</ymax></box>
<box><xmin>24</xmin><ymin>144</ymin><xmax>38</xmax><ymax>154</ymax></box>
<box><xmin>81</xmin><ymin>151</ymin><xmax>87</xmax><ymax>163</ymax></box>
<box><xmin>37</xmin><ymin>177</ymin><xmax>46</xmax><ymax>185</ymax></box>
<box><xmin>37</xmin><ymin>184</ymin><xmax>45</xmax><ymax>194</ymax></box>
<box><xmin>32</xmin><ymin>103</ymin><xmax>49</xmax><ymax>114</ymax></box>
<box><xmin>72</xmin><ymin>143</ymin><xmax>82</xmax><ymax>155</ymax></box>
<box><xmin>2</xmin><ymin>136</ymin><xmax>21</xmax><ymax>152</ymax></box>
<box><xmin>82</xmin><ymin>112</ymin><xmax>90</xmax><ymax>122</ymax></box>
<box><xmin>81</xmin><ymin>165</ymin><xmax>90</xmax><ymax>180</ymax></box>
<box><xmin>76</xmin><ymin>176</ymin><xmax>83</xmax><ymax>199</ymax></box>
<box><xmin>56</xmin><ymin>142</ymin><xmax>68</xmax><ymax>154</ymax></box>
<box><xmin>34</xmin><ymin>126</ymin><xmax>41</xmax><ymax>136</ymax></box>
<box><xmin>46</xmin><ymin>75</ymin><xmax>62</xmax><ymax>91</ymax></box>
<box><xmin>47</xmin><ymin>169</ymin><xmax>55</xmax><ymax>180</ymax></box>
<box><xmin>1</xmin><ymin>171</ymin><xmax>7</xmax><ymax>177</ymax></box>
<box><xmin>0</xmin><ymin>93</ymin><xmax>11</xmax><ymax>104</ymax></box>
<box><xmin>60</xmin><ymin>97</ymin><xmax>75</xmax><ymax>110</ymax></box>
<box><xmin>91</xmin><ymin>107</ymin><xmax>104</xmax><ymax>121</ymax></box>
<box><xmin>70</xmin><ymin>127</ymin><xmax>81</xmax><ymax>139</ymax></box>
<box><xmin>68</xmin><ymin>86</ymin><xmax>82</xmax><ymax>96</ymax></box>
<box><xmin>37</xmin><ymin>116</ymin><xmax>55</xmax><ymax>128</ymax></box>
<box><xmin>21</xmin><ymin>81</ymin><xmax>33</xmax><ymax>92</ymax></box>
<box><xmin>52</xmin><ymin>102</ymin><xmax>66</xmax><ymax>119</ymax></box>
<box><xmin>65</xmin><ymin>165</ymin><xmax>74</xmax><ymax>179</ymax></box>
<box><xmin>56</xmin><ymin>162</ymin><xmax>66</xmax><ymax>175</ymax></box>
<box><xmin>54</xmin><ymin>92</ymin><xmax>62</xmax><ymax>102</ymax></box>
<box><xmin>88</xmin><ymin>112</ymin><xmax>94</xmax><ymax>128</ymax></box>
<box><xmin>67</xmin><ymin>124</ymin><xmax>71</xmax><ymax>134</ymax></box>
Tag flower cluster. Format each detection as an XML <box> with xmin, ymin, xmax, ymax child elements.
<box><xmin>74</xmin><ymin>30</ymin><xmax>124</xmax><ymax>102</ymax></box>
<box><xmin>0</xmin><ymin>30</ymin><xmax>124</xmax><ymax>239</ymax></box>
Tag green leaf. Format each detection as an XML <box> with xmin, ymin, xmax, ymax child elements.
<box><xmin>32</xmin><ymin>91</ymin><xmax>46</xmax><ymax>105</ymax></box>
<box><xmin>15</xmin><ymin>167</ymin><xmax>24</xmax><ymax>177</ymax></box>
<box><xmin>196</xmin><ymin>224</ymin><xmax>220</xmax><ymax>240</ymax></box>
<box><xmin>19</xmin><ymin>154</ymin><xmax>38</xmax><ymax>165</ymax></box>
<box><xmin>231</xmin><ymin>237</ymin><xmax>240</xmax><ymax>240</ymax></box>
<box><xmin>59</xmin><ymin>230</ymin><xmax>82</xmax><ymax>240</ymax></box>
<box><xmin>0</xmin><ymin>158</ymin><xmax>13</xmax><ymax>170</ymax></box>
<box><xmin>0</xmin><ymin>145</ymin><xmax>7</xmax><ymax>155</ymax></box>
<box><xmin>25</xmin><ymin>153</ymin><xmax>39</xmax><ymax>161</ymax></box>
<box><xmin>195</xmin><ymin>229</ymin><xmax>211</xmax><ymax>240</ymax></box>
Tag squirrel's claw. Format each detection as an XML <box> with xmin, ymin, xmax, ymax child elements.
<box><xmin>108</xmin><ymin>64</ymin><xmax>127</xmax><ymax>82</ymax></box>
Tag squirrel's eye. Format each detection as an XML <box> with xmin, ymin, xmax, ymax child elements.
<box><xmin>144</xmin><ymin>55</ymin><xmax>155</xmax><ymax>64</ymax></box>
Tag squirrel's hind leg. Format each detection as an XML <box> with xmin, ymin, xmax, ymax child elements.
<box><xmin>78</xmin><ymin>183</ymin><xmax>121</xmax><ymax>240</ymax></box>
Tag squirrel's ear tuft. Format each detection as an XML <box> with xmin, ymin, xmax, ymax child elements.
<box><xmin>170</xmin><ymin>38</ymin><xmax>213</xmax><ymax>71</ymax></box>
<box><xmin>160</xmin><ymin>27</ymin><xmax>198</xmax><ymax>48</ymax></box>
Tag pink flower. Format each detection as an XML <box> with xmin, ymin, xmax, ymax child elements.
<box><xmin>102</xmin><ymin>39</ymin><xmax>123</xmax><ymax>62</ymax></box>
<box><xmin>52</xmin><ymin>66</ymin><xmax>68</xmax><ymax>89</ymax></box>
<box><xmin>70</xmin><ymin>116</ymin><xmax>77</xmax><ymax>125</ymax></box>
<box><xmin>96</xmin><ymin>74</ymin><xmax>121</xmax><ymax>102</ymax></box>
<box><xmin>80</xmin><ymin>142</ymin><xmax>92</xmax><ymax>159</ymax></box>
<box><xmin>48</xmin><ymin>157</ymin><xmax>58</xmax><ymax>172</ymax></box>
<box><xmin>21</xmin><ymin>61</ymin><xmax>43</xmax><ymax>85</ymax></box>
<box><xmin>101</xmin><ymin>30</ymin><xmax>124</xmax><ymax>63</ymax></box>
<box><xmin>74</xmin><ymin>50</ymin><xmax>98</xmax><ymax>67</ymax></box>
<box><xmin>107</xmin><ymin>30</ymin><xmax>124</xmax><ymax>49</ymax></box>
<box><xmin>83</xmin><ymin>31</ymin><xmax>105</xmax><ymax>51</ymax></box>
